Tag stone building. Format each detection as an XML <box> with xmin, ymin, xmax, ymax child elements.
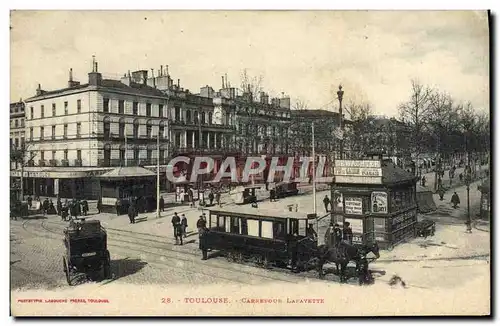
<box><xmin>10</xmin><ymin>100</ymin><xmax>26</xmax><ymax>170</ymax></box>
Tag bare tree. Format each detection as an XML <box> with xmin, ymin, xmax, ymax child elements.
<box><xmin>343</xmin><ymin>101</ymin><xmax>373</xmax><ymax>158</ymax></box>
<box><xmin>240</xmin><ymin>69</ymin><xmax>264</xmax><ymax>102</ymax></box>
<box><xmin>398</xmin><ymin>79</ymin><xmax>433</xmax><ymax>173</ymax></box>
<box><xmin>292</xmin><ymin>98</ymin><xmax>309</xmax><ymax>111</ymax></box>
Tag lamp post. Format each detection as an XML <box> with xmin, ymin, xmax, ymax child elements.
<box><xmin>337</xmin><ymin>85</ymin><xmax>344</xmax><ymax>160</ymax></box>
<box><xmin>465</xmin><ymin>162</ymin><xmax>472</xmax><ymax>233</ymax></box>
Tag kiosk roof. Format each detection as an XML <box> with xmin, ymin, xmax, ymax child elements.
<box><xmin>208</xmin><ymin>205</ymin><xmax>308</xmax><ymax>220</ymax></box>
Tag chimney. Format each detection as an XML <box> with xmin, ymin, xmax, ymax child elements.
<box><xmin>88</xmin><ymin>56</ymin><xmax>102</xmax><ymax>86</ymax></box>
<box><xmin>221</xmin><ymin>76</ymin><xmax>224</xmax><ymax>89</ymax></box>
<box><xmin>166</xmin><ymin>65</ymin><xmax>169</xmax><ymax>76</ymax></box>
<box><xmin>225</xmin><ymin>73</ymin><xmax>228</xmax><ymax>88</ymax></box>
<box><xmin>160</xmin><ymin>65</ymin><xmax>163</xmax><ymax>77</ymax></box>
<box><xmin>177</xmin><ymin>79</ymin><xmax>180</xmax><ymax>87</ymax></box>
<box><xmin>69</xmin><ymin>68</ymin><xmax>73</xmax><ymax>82</ymax></box>
<box><xmin>36</xmin><ymin>83</ymin><xmax>44</xmax><ymax>96</ymax></box>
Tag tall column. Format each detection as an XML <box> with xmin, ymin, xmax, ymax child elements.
<box><xmin>207</xmin><ymin>132</ymin><xmax>211</xmax><ymax>149</ymax></box>
<box><xmin>192</xmin><ymin>131</ymin><xmax>195</xmax><ymax>149</ymax></box>
<box><xmin>214</xmin><ymin>133</ymin><xmax>217</xmax><ymax>149</ymax></box>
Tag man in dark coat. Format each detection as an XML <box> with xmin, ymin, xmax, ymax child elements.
<box><xmin>208</xmin><ymin>191</ymin><xmax>214</xmax><ymax>206</ymax></box>
<box><xmin>269</xmin><ymin>188</ymin><xmax>276</xmax><ymax>202</ymax></box>
<box><xmin>333</xmin><ymin>223</ymin><xmax>343</xmax><ymax>247</ymax></box>
<box><xmin>27</xmin><ymin>196</ymin><xmax>32</xmax><ymax>209</ymax></box>
<box><xmin>172</xmin><ymin>212</ymin><xmax>181</xmax><ymax>238</ymax></box>
<box><xmin>199</xmin><ymin>227</ymin><xmax>209</xmax><ymax>260</ymax></box>
<box><xmin>42</xmin><ymin>198</ymin><xmax>49</xmax><ymax>216</ymax></box>
<box><xmin>159</xmin><ymin>196</ymin><xmax>165</xmax><ymax>212</ymax></box>
<box><xmin>289</xmin><ymin>232</ymin><xmax>300</xmax><ymax>272</ymax></box>
<box><xmin>342</xmin><ymin>222</ymin><xmax>353</xmax><ymax>245</ymax></box>
<box><xmin>115</xmin><ymin>199</ymin><xmax>121</xmax><ymax>216</ymax></box>
<box><xmin>215</xmin><ymin>192</ymin><xmax>221</xmax><ymax>207</ymax></box>
<box><xmin>82</xmin><ymin>200</ymin><xmax>88</xmax><ymax>216</ymax></box>
<box><xmin>181</xmin><ymin>214</ymin><xmax>188</xmax><ymax>238</ymax></box>
<box><xmin>451</xmin><ymin>192</ymin><xmax>461</xmax><ymax>209</ymax></box>
<box><xmin>128</xmin><ymin>204</ymin><xmax>136</xmax><ymax>224</ymax></box>
<box><xmin>97</xmin><ymin>198</ymin><xmax>102</xmax><ymax>214</ymax></box>
<box><xmin>56</xmin><ymin>197</ymin><xmax>62</xmax><ymax>216</ymax></box>
<box><xmin>421</xmin><ymin>176</ymin><xmax>426</xmax><ymax>187</ymax></box>
<box><xmin>438</xmin><ymin>186</ymin><xmax>445</xmax><ymax>201</ymax></box>
<box><xmin>197</xmin><ymin>215</ymin><xmax>207</xmax><ymax>249</ymax></box>
<box><xmin>323</xmin><ymin>195</ymin><xmax>330</xmax><ymax>213</ymax></box>
<box><xmin>324</xmin><ymin>223</ymin><xmax>335</xmax><ymax>249</ymax></box>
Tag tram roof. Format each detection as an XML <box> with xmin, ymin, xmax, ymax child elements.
<box><xmin>208</xmin><ymin>205</ymin><xmax>309</xmax><ymax>220</ymax></box>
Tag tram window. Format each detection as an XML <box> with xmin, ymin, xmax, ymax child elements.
<box><xmin>273</xmin><ymin>221</ymin><xmax>286</xmax><ymax>240</ymax></box>
<box><xmin>240</xmin><ymin>218</ymin><xmax>248</xmax><ymax>235</ymax></box>
<box><xmin>261</xmin><ymin>221</ymin><xmax>274</xmax><ymax>239</ymax></box>
<box><xmin>290</xmin><ymin>219</ymin><xmax>299</xmax><ymax>235</ymax></box>
<box><xmin>225</xmin><ymin>216</ymin><xmax>231</xmax><ymax>233</ymax></box>
<box><xmin>247</xmin><ymin>219</ymin><xmax>259</xmax><ymax>237</ymax></box>
<box><xmin>230</xmin><ymin>217</ymin><xmax>240</xmax><ymax>233</ymax></box>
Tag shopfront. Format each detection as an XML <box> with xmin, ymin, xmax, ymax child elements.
<box><xmin>330</xmin><ymin>159</ymin><xmax>418</xmax><ymax>249</ymax></box>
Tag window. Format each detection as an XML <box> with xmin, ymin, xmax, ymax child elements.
<box><xmin>51</xmin><ymin>125</ymin><xmax>56</xmax><ymax>140</ymax></box>
<box><xmin>40</xmin><ymin>127</ymin><xmax>44</xmax><ymax>140</ymax></box>
<box><xmin>63</xmin><ymin>124</ymin><xmax>68</xmax><ymax>139</ymax></box>
<box><xmin>77</xmin><ymin>150</ymin><xmax>82</xmax><ymax>161</ymax></box>
<box><xmin>133</xmin><ymin>102</ymin><xmax>138</xmax><ymax>115</ymax></box>
<box><xmin>40</xmin><ymin>151</ymin><xmax>45</xmax><ymax>160</ymax></box>
<box><xmin>146</xmin><ymin>103</ymin><xmax>151</xmax><ymax>117</ymax></box>
<box><xmin>159</xmin><ymin>149</ymin><xmax>164</xmax><ymax>162</ymax></box>
<box><xmin>230</xmin><ymin>217</ymin><xmax>240</xmax><ymax>233</ymax></box>
<box><xmin>118</xmin><ymin>100</ymin><xmax>124</xmax><ymax>114</ymax></box>
<box><xmin>29</xmin><ymin>128</ymin><xmax>33</xmax><ymax>141</ymax></box>
<box><xmin>175</xmin><ymin>107</ymin><xmax>180</xmax><ymax>121</ymax></box>
<box><xmin>119</xmin><ymin>121</ymin><xmax>125</xmax><ymax>138</ymax></box>
<box><xmin>15</xmin><ymin>138</ymin><xmax>19</xmax><ymax>148</ymax></box>
<box><xmin>52</xmin><ymin>150</ymin><xmax>56</xmax><ymax>159</ymax></box>
<box><xmin>147</xmin><ymin>149</ymin><xmax>152</xmax><ymax>162</ymax></box>
<box><xmin>76</xmin><ymin>123</ymin><xmax>81</xmax><ymax>138</ymax></box>
<box><xmin>103</xmin><ymin>98</ymin><xmax>110</xmax><ymax>113</ymax></box>
<box><xmin>77</xmin><ymin>100</ymin><xmax>81</xmax><ymax>113</ymax></box>
<box><xmin>159</xmin><ymin>125</ymin><xmax>164</xmax><ymax>139</ymax></box>
<box><xmin>120</xmin><ymin>148</ymin><xmax>125</xmax><ymax>161</ymax></box>
<box><xmin>146</xmin><ymin>124</ymin><xmax>152</xmax><ymax>138</ymax></box>
<box><xmin>64</xmin><ymin>149</ymin><xmax>68</xmax><ymax>160</ymax></box>
<box><xmin>15</xmin><ymin>119</ymin><xmax>18</xmax><ymax>128</ymax></box>
<box><xmin>30</xmin><ymin>107</ymin><xmax>33</xmax><ymax>119</ymax></box>
<box><xmin>134</xmin><ymin>148</ymin><xmax>139</xmax><ymax>160</ymax></box>
<box><xmin>41</xmin><ymin>105</ymin><xmax>44</xmax><ymax>118</ymax></box>
<box><xmin>52</xmin><ymin>103</ymin><xmax>56</xmax><ymax>116</ymax></box>
<box><xmin>201</xmin><ymin>112</ymin><xmax>206</xmax><ymax>124</ymax></box>
<box><xmin>186</xmin><ymin>110</ymin><xmax>191</xmax><ymax>123</ymax></box>
<box><xmin>20</xmin><ymin>137</ymin><xmax>24</xmax><ymax>147</ymax></box>
<box><xmin>64</xmin><ymin>101</ymin><xmax>68</xmax><ymax>115</ymax></box>
<box><xmin>273</xmin><ymin>221</ymin><xmax>286</xmax><ymax>240</ymax></box>
<box><xmin>208</xmin><ymin>112</ymin><xmax>213</xmax><ymax>124</ymax></box>
<box><xmin>104</xmin><ymin>121</ymin><xmax>111</xmax><ymax>139</ymax></box>
<box><xmin>133</xmin><ymin>123</ymin><xmax>139</xmax><ymax>138</ymax></box>
<box><xmin>159</xmin><ymin>104</ymin><xmax>164</xmax><ymax>118</ymax></box>
<box><xmin>20</xmin><ymin>119</ymin><xmax>24</xmax><ymax>127</ymax></box>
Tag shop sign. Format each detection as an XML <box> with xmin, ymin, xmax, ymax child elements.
<box><xmin>371</xmin><ymin>191</ymin><xmax>388</xmax><ymax>213</ymax></box>
<box><xmin>334</xmin><ymin>167</ymin><xmax>382</xmax><ymax>177</ymax></box>
<box><xmin>335</xmin><ymin>160</ymin><xmax>381</xmax><ymax>168</ymax></box>
<box><xmin>344</xmin><ymin>197</ymin><xmax>363</xmax><ymax>215</ymax></box>
<box><xmin>392</xmin><ymin>209</ymin><xmax>416</xmax><ymax>226</ymax></box>
<box><xmin>335</xmin><ymin>175</ymin><xmax>382</xmax><ymax>184</ymax></box>
<box><xmin>102</xmin><ymin>197</ymin><xmax>116</xmax><ymax>206</ymax></box>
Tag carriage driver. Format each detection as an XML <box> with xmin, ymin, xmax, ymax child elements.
<box><xmin>306</xmin><ymin>223</ymin><xmax>318</xmax><ymax>241</ymax></box>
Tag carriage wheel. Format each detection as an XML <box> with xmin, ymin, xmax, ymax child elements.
<box><xmin>63</xmin><ymin>256</ymin><xmax>72</xmax><ymax>286</ymax></box>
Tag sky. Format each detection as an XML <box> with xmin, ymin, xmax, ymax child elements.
<box><xmin>10</xmin><ymin>10</ymin><xmax>489</xmax><ymax>117</ymax></box>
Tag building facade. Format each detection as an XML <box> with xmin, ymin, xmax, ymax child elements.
<box><xmin>10</xmin><ymin>100</ymin><xmax>26</xmax><ymax>170</ymax></box>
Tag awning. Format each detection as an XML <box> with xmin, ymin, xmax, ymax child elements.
<box><xmin>10</xmin><ymin>167</ymin><xmax>112</xmax><ymax>179</ymax></box>
<box><xmin>99</xmin><ymin>166</ymin><xmax>156</xmax><ymax>179</ymax></box>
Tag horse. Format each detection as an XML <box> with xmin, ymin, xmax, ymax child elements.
<box><xmin>316</xmin><ymin>242</ymin><xmax>380</xmax><ymax>283</ymax></box>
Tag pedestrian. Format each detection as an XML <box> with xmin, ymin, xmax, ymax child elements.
<box><xmin>459</xmin><ymin>173</ymin><xmax>463</xmax><ymax>182</ymax></box>
<box><xmin>421</xmin><ymin>176</ymin><xmax>426</xmax><ymax>187</ymax></box>
<box><xmin>342</xmin><ymin>222</ymin><xmax>353</xmax><ymax>245</ymax></box>
<box><xmin>56</xmin><ymin>197</ymin><xmax>62</xmax><ymax>216</ymax></box>
<box><xmin>438</xmin><ymin>186</ymin><xmax>445</xmax><ymax>201</ymax></box>
<box><xmin>171</xmin><ymin>212</ymin><xmax>181</xmax><ymax>239</ymax></box>
<box><xmin>97</xmin><ymin>198</ymin><xmax>102</xmax><ymax>214</ymax></box>
<box><xmin>128</xmin><ymin>203</ymin><xmax>136</xmax><ymax>224</ymax></box>
<box><xmin>323</xmin><ymin>195</ymin><xmax>330</xmax><ymax>213</ymax></box>
<box><xmin>42</xmin><ymin>198</ymin><xmax>49</xmax><ymax>216</ymax></box>
<box><xmin>48</xmin><ymin>200</ymin><xmax>55</xmax><ymax>214</ymax></box>
<box><xmin>115</xmin><ymin>199</ymin><xmax>121</xmax><ymax>216</ymax></box>
<box><xmin>196</xmin><ymin>215</ymin><xmax>207</xmax><ymax>249</ymax></box>
<box><xmin>82</xmin><ymin>200</ymin><xmax>88</xmax><ymax>216</ymax></box>
<box><xmin>451</xmin><ymin>191</ymin><xmax>461</xmax><ymax>209</ymax></box>
<box><xmin>289</xmin><ymin>232</ymin><xmax>299</xmax><ymax>272</ymax></box>
<box><xmin>159</xmin><ymin>196</ymin><xmax>165</xmax><ymax>212</ymax></box>
<box><xmin>269</xmin><ymin>188</ymin><xmax>276</xmax><ymax>202</ymax></box>
<box><xmin>181</xmin><ymin>214</ymin><xmax>188</xmax><ymax>238</ymax></box>
<box><xmin>333</xmin><ymin>223</ymin><xmax>342</xmax><ymax>247</ymax></box>
<box><xmin>215</xmin><ymin>192</ymin><xmax>221</xmax><ymax>207</ymax></box>
<box><xmin>199</xmin><ymin>226</ymin><xmax>209</xmax><ymax>260</ymax></box>
<box><xmin>27</xmin><ymin>195</ymin><xmax>32</xmax><ymax>209</ymax></box>
<box><xmin>324</xmin><ymin>223</ymin><xmax>335</xmax><ymax>248</ymax></box>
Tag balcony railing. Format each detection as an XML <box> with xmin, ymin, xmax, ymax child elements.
<box><xmin>61</xmin><ymin>159</ymin><xmax>69</xmax><ymax>167</ymax></box>
<box><xmin>38</xmin><ymin>160</ymin><xmax>46</xmax><ymax>167</ymax></box>
<box><xmin>74</xmin><ymin>159</ymin><xmax>82</xmax><ymax>167</ymax></box>
<box><xmin>49</xmin><ymin>159</ymin><xmax>58</xmax><ymax>167</ymax></box>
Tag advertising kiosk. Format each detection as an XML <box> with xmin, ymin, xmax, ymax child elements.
<box><xmin>331</xmin><ymin>158</ymin><xmax>418</xmax><ymax>249</ymax></box>
<box><xmin>478</xmin><ymin>179</ymin><xmax>490</xmax><ymax>220</ymax></box>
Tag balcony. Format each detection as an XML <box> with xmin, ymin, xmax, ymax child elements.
<box><xmin>27</xmin><ymin>160</ymin><xmax>34</xmax><ymax>167</ymax></box>
<box><xmin>74</xmin><ymin>159</ymin><xmax>82</xmax><ymax>167</ymax></box>
<box><xmin>38</xmin><ymin>160</ymin><xmax>46</xmax><ymax>167</ymax></box>
<box><xmin>61</xmin><ymin>159</ymin><xmax>69</xmax><ymax>167</ymax></box>
<box><xmin>49</xmin><ymin>159</ymin><xmax>58</xmax><ymax>167</ymax></box>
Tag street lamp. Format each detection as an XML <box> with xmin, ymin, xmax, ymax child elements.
<box><xmin>337</xmin><ymin>85</ymin><xmax>344</xmax><ymax>160</ymax></box>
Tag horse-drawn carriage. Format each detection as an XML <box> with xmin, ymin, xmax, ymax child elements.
<box><xmin>62</xmin><ymin>218</ymin><xmax>111</xmax><ymax>285</ymax></box>
<box><xmin>201</xmin><ymin>206</ymin><xmax>380</xmax><ymax>284</ymax></box>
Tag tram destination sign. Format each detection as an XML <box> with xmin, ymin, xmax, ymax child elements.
<box><xmin>335</xmin><ymin>175</ymin><xmax>382</xmax><ymax>184</ymax></box>
<box><xmin>334</xmin><ymin>167</ymin><xmax>382</xmax><ymax>177</ymax></box>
